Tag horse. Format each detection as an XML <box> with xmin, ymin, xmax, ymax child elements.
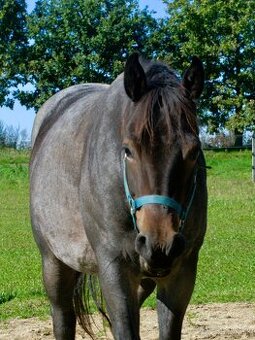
<box><xmin>30</xmin><ymin>52</ymin><xmax>207</xmax><ymax>340</ymax></box>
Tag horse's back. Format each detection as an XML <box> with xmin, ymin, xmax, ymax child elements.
<box><xmin>30</xmin><ymin>83</ymin><xmax>109</xmax><ymax>273</ymax></box>
<box><xmin>31</xmin><ymin>84</ymin><xmax>108</xmax><ymax>147</ymax></box>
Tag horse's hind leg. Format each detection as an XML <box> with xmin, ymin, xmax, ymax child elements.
<box><xmin>42</xmin><ymin>251</ymin><xmax>80</xmax><ymax>340</ymax></box>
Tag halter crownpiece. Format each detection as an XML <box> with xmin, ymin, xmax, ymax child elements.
<box><xmin>123</xmin><ymin>154</ymin><xmax>197</xmax><ymax>232</ymax></box>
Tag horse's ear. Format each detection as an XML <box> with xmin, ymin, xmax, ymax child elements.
<box><xmin>124</xmin><ymin>53</ymin><xmax>148</xmax><ymax>102</ymax></box>
<box><xmin>182</xmin><ymin>56</ymin><xmax>204</xmax><ymax>99</ymax></box>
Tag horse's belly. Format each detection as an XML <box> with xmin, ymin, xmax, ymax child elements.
<box><xmin>30</xmin><ymin>103</ymin><xmax>98</xmax><ymax>273</ymax></box>
<box><xmin>31</xmin><ymin>177</ymin><xmax>98</xmax><ymax>273</ymax></box>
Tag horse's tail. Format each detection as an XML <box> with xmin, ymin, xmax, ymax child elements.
<box><xmin>73</xmin><ymin>274</ymin><xmax>111</xmax><ymax>339</ymax></box>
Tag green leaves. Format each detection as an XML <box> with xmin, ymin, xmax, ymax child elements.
<box><xmin>162</xmin><ymin>0</ymin><xmax>255</xmax><ymax>134</ymax></box>
<box><xmin>1</xmin><ymin>0</ymin><xmax>254</xmax><ymax>136</ymax></box>
<box><xmin>17</xmin><ymin>0</ymin><xmax>158</xmax><ymax>109</ymax></box>
<box><xmin>0</xmin><ymin>0</ymin><xmax>28</xmax><ymax>108</ymax></box>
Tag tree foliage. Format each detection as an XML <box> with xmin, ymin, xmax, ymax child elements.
<box><xmin>0</xmin><ymin>0</ymin><xmax>28</xmax><ymax>108</ymax></box>
<box><xmin>16</xmin><ymin>0</ymin><xmax>158</xmax><ymax>109</ymax></box>
<box><xmin>1</xmin><ymin>0</ymin><xmax>254</xmax><ymax>136</ymax></box>
<box><xmin>161</xmin><ymin>0</ymin><xmax>255</xmax><ymax>134</ymax></box>
<box><xmin>0</xmin><ymin>120</ymin><xmax>29</xmax><ymax>148</ymax></box>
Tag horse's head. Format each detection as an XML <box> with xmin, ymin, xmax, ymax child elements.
<box><xmin>122</xmin><ymin>53</ymin><xmax>204</xmax><ymax>277</ymax></box>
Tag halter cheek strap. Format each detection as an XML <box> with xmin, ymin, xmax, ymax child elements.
<box><xmin>123</xmin><ymin>155</ymin><xmax>197</xmax><ymax>232</ymax></box>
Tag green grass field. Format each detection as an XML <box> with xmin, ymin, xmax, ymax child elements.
<box><xmin>0</xmin><ymin>148</ymin><xmax>254</xmax><ymax>321</ymax></box>
<box><xmin>193</xmin><ymin>151</ymin><xmax>255</xmax><ymax>303</ymax></box>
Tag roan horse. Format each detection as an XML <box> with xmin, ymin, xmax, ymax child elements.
<box><xmin>30</xmin><ymin>53</ymin><xmax>207</xmax><ymax>340</ymax></box>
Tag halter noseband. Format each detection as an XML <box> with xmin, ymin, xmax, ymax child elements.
<box><xmin>123</xmin><ymin>154</ymin><xmax>197</xmax><ymax>232</ymax></box>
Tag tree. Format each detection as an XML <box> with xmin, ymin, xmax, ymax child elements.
<box><xmin>161</xmin><ymin>0</ymin><xmax>255</xmax><ymax>141</ymax></box>
<box><xmin>17</xmin><ymin>0</ymin><xmax>158</xmax><ymax>110</ymax></box>
<box><xmin>0</xmin><ymin>120</ymin><xmax>22</xmax><ymax>148</ymax></box>
<box><xmin>0</xmin><ymin>0</ymin><xmax>28</xmax><ymax>108</ymax></box>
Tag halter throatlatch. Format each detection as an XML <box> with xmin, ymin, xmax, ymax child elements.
<box><xmin>123</xmin><ymin>155</ymin><xmax>197</xmax><ymax>232</ymax></box>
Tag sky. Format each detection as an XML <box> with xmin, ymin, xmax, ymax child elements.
<box><xmin>0</xmin><ymin>0</ymin><xmax>166</xmax><ymax>137</ymax></box>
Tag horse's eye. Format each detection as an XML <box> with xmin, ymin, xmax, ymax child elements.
<box><xmin>124</xmin><ymin>147</ymin><xmax>132</xmax><ymax>159</ymax></box>
<box><xmin>189</xmin><ymin>150</ymin><xmax>199</xmax><ymax>161</ymax></box>
<box><xmin>188</xmin><ymin>148</ymin><xmax>200</xmax><ymax>161</ymax></box>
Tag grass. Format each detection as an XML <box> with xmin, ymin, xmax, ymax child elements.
<box><xmin>0</xmin><ymin>147</ymin><xmax>254</xmax><ymax>321</ymax></box>
<box><xmin>0</xmin><ymin>148</ymin><xmax>48</xmax><ymax>320</ymax></box>
<box><xmin>192</xmin><ymin>150</ymin><xmax>255</xmax><ymax>303</ymax></box>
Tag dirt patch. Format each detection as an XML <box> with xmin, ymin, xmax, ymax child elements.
<box><xmin>0</xmin><ymin>303</ymin><xmax>254</xmax><ymax>339</ymax></box>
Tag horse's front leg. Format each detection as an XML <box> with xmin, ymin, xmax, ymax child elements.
<box><xmin>156</xmin><ymin>253</ymin><xmax>199</xmax><ymax>340</ymax></box>
<box><xmin>97</xmin><ymin>258</ymin><xmax>141</xmax><ymax>340</ymax></box>
<box><xmin>137</xmin><ymin>278</ymin><xmax>156</xmax><ymax>307</ymax></box>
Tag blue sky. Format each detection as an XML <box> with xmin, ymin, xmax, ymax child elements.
<box><xmin>0</xmin><ymin>0</ymin><xmax>166</xmax><ymax>136</ymax></box>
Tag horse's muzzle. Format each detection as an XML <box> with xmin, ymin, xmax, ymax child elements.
<box><xmin>135</xmin><ymin>233</ymin><xmax>186</xmax><ymax>277</ymax></box>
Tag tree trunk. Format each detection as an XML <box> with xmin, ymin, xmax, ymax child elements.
<box><xmin>234</xmin><ymin>129</ymin><xmax>243</xmax><ymax>147</ymax></box>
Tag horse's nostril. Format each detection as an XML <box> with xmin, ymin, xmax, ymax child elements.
<box><xmin>168</xmin><ymin>233</ymin><xmax>186</xmax><ymax>258</ymax></box>
<box><xmin>137</xmin><ymin>235</ymin><xmax>146</xmax><ymax>245</ymax></box>
<box><xmin>135</xmin><ymin>234</ymin><xmax>149</xmax><ymax>256</ymax></box>
<box><xmin>135</xmin><ymin>232</ymin><xmax>186</xmax><ymax>273</ymax></box>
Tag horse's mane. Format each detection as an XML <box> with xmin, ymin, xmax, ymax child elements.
<box><xmin>124</xmin><ymin>61</ymin><xmax>198</xmax><ymax>146</ymax></box>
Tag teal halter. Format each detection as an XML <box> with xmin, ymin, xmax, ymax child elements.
<box><xmin>123</xmin><ymin>154</ymin><xmax>197</xmax><ymax>232</ymax></box>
